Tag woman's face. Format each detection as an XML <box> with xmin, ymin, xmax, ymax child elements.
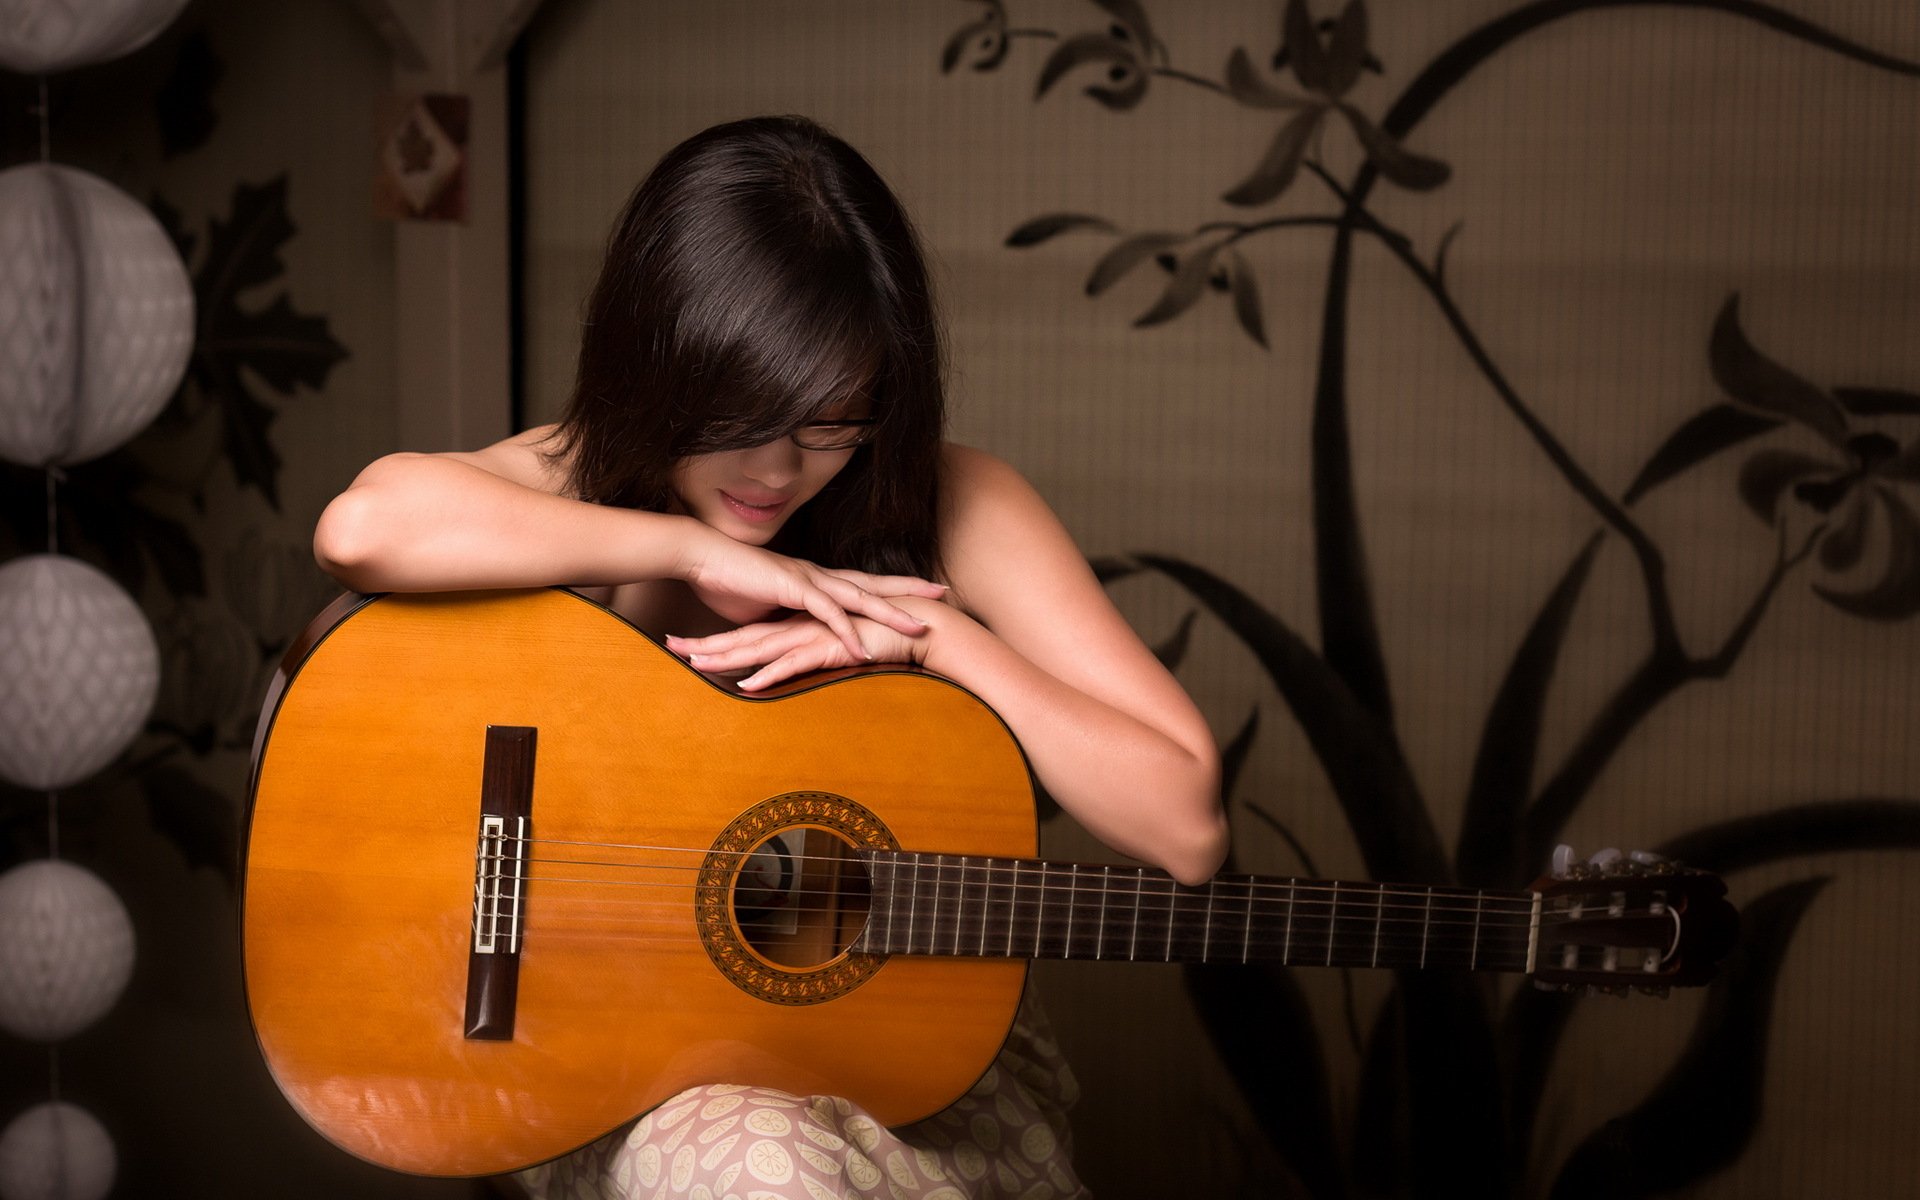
<box><xmin>669</xmin><ymin>434</ymin><xmax>857</xmax><ymax>546</ymax></box>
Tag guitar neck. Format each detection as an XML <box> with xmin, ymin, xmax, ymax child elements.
<box><xmin>853</xmin><ymin>852</ymin><xmax>1539</xmax><ymax>973</ymax></box>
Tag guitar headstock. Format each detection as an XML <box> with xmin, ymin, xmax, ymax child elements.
<box><xmin>1528</xmin><ymin>848</ymin><xmax>1739</xmax><ymax>996</ymax></box>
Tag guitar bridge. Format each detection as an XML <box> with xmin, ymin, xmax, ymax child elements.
<box><xmin>465</xmin><ymin>725</ymin><xmax>536</xmax><ymax>1040</ymax></box>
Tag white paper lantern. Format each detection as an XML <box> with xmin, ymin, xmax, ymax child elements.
<box><xmin>0</xmin><ymin>0</ymin><xmax>189</xmax><ymax>74</ymax></box>
<box><xmin>0</xmin><ymin>861</ymin><xmax>135</xmax><ymax>1043</ymax></box>
<box><xmin>0</xmin><ymin>1103</ymin><xmax>115</xmax><ymax>1200</ymax></box>
<box><xmin>0</xmin><ymin>555</ymin><xmax>159</xmax><ymax>791</ymax></box>
<box><xmin>0</xmin><ymin>164</ymin><xmax>194</xmax><ymax>467</ymax></box>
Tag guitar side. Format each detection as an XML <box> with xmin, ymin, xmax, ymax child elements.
<box><xmin>242</xmin><ymin>589</ymin><xmax>1036</xmax><ymax>1177</ymax></box>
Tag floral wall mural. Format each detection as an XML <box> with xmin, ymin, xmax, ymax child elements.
<box><xmin>930</xmin><ymin>2</ymin><xmax>1920</xmax><ymax>1194</ymax></box>
<box><xmin>523</xmin><ymin>2</ymin><xmax>1920</xmax><ymax>1196</ymax></box>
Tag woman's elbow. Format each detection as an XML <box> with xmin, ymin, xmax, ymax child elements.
<box><xmin>312</xmin><ymin>488</ymin><xmax>386</xmax><ymax>591</ymax></box>
<box><xmin>1165</xmin><ymin>803</ymin><xmax>1230</xmax><ymax>887</ymax></box>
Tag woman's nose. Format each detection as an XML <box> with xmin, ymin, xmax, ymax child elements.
<box><xmin>740</xmin><ymin>437</ymin><xmax>802</xmax><ymax>489</ymax></box>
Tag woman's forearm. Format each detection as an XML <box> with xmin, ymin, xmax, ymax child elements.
<box><xmin>914</xmin><ymin>600</ymin><xmax>1228</xmax><ymax>886</ymax></box>
<box><xmin>313</xmin><ymin>453</ymin><xmax>705</xmax><ymax>593</ymax></box>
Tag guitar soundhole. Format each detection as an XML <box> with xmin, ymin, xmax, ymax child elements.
<box><xmin>732</xmin><ymin>828</ymin><xmax>872</xmax><ymax>969</ymax></box>
<box><xmin>697</xmin><ymin>791</ymin><xmax>893</xmax><ymax>1005</ymax></box>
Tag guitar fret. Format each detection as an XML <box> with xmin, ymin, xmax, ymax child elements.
<box><xmin>951</xmin><ymin>856</ymin><xmax>965</xmax><ymax>957</ymax></box>
<box><xmin>1005</xmin><ymin>862</ymin><xmax>1019</xmax><ymax>957</ymax></box>
<box><xmin>1470</xmin><ymin>889</ymin><xmax>1484</xmax><ymax>970</ymax></box>
<box><xmin>1033</xmin><ymin>862</ymin><xmax>1046</xmax><ymax>958</ymax></box>
<box><xmin>1282</xmin><ymin>880</ymin><xmax>1296</xmax><ymax>965</ymax></box>
<box><xmin>907</xmin><ymin>853</ymin><xmax>922</xmax><ymax>956</ymax></box>
<box><xmin>1121</xmin><ymin>864</ymin><xmax>1136</xmax><ymax>960</ymax></box>
<box><xmin>1199</xmin><ymin>882</ymin><xmax>1214</xmax><ymax>964</ymax></box>
<box><xmin>1097</xmin><ymin>866</ymin><xmax>1109</xmax><ymax>960</ymax></box>
<box><xmin>1371</xmin><ymin>884</ymin><xmax>1384</xmax><ymax>969</ymax></box>
<box><xmin>1062</xmin><ymin>864</ymin><xmax>1076</xmax><ymax>959</ymax></box>
<box><xmin>928</xmin><ymin>855</ymin><xmax>944</xmax><ymax>957</ymax></box>
<box><xmin>1163</xmin><ymin>877</ymin><xmax>1176</xmax><ymax>962</ymax></box>
<box><xmin>1326</xmin><ymin>881</ymin><xmax>1339</xmax><ymax>966</ymax></box>
<box><xmin>1241</xmin><ymin>876</ymin><xmax>1253</xmax><ymax>964</ymax></box>
<box><xmin>1420</xmin><ymin>888</ymin><xmax>1432</xmax><ymax>969</ymax></box>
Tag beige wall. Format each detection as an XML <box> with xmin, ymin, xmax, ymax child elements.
<box><xmin>521</xmin><ymin>2</ymin><xmax>1920</xmax><ymax>1196</ymax></box>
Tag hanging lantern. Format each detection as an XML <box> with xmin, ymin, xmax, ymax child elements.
<box><xmin>0</xmin><ymin>0</ymin><xmax>190</xmax><ymax>74</ymax></box>
<box><xmin>0</xmin><ymin>164</ymin><xmax>194</xmax><ymax>468</ymax></box>
<box><xmin>0</xmin><ymin>555</ymin><xmax>159</xmax><ymax>792</ymax></box>
<box><xmin>0</xmin><ymin>1102</ymin><xmax>115</xmax><ymax>1200</ymax></box>
<box><xmin>0</xmin><ymin>861</ymin><xmax>135</xmax><ymax>1044</ymax></box>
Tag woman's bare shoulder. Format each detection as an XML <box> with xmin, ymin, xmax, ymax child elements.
<box><xmin>434</xmin><ymin>424</ymin><xmax>571</xmax><ymax>494</ymax></box>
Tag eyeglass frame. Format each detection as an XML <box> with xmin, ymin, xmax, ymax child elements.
<box><xmin>790</xmin><ymin>417</ymin><xmax>879</xmax><ymax>451</ymax></box>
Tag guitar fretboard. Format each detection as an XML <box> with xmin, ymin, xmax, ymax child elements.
<box><xmin>853</xmin><ymin>852</ymin><xmax>1537</xmax><ymax>972</ymax></box>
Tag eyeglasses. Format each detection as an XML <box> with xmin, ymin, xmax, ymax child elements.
<box><xmin>791</xmin><ymin>418</ymin><xmax>879</xmax><ymax>451</ymax></box>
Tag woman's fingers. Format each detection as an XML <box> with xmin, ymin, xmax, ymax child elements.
<box><xmin>827</xmin><ymin>569</ymin><xmax>948</xmax><ymax>600</ymax></box>
<box><xmin>817</xmin><ymin>575</ymin><xmax>931</xmax><ymax>638</ymax></box>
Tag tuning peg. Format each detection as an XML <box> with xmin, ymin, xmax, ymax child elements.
<box><xmin>1629</xmin><ymin>850</ymin><xmax>1667</xmax><ymax>865</ymax></box>
<box><xmin>1587</xmin><ymin>848</ymin><xmax>1623</xmax><ymax>868</ymax></box>
<box><xmin>1551</xmin><ymin>844</ymin><xmax>1576</xmax><ymax>879</ymax></box>
<box><xmin>1636</xmin><ymin>985</ymin><xmax>1671</xmax><ymax>999</ymax></box>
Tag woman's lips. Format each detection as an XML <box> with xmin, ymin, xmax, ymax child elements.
<box><xmin>720</xmin><ymin>491</ymin><xmax>788</xmax><ymax>523</ymax></box>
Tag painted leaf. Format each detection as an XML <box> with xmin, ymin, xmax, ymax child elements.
<box><xmin>1814</xmin><ymin>486</ymin><xmax>1920</xmax><ymax>620</ymax></box>
<box><xmin>1881</xmin><ymin>434</ymin><xmax>1920</xmax><ymax>483</ymax></box>
<box><xmin>1656</xmin><ymin>798</ymin><xmax>1920</xmax><ymax>874</ymax></box>
<box><xmin>1227</xmin><ymin>249</ymin><xmax>1268</xmax><ymax>349</ymax></box>
<box><xmin>1818</xmin><ymin>493</ymin><xmax>1871</xmax><ymax>572</ymax></box>
<box><xmin>1323</xmin><ymin>0</ymin><xmax>1371</xmax><ymax>97</ymax></box>
<box><xmin>1132</xmin><ymin>554</ymin><xmax>1447</xmax><ymax>885</ymax></box>
<box><xmin>1282</xmin><ymin>0</ymin><xmax>1331</xmax><ymax>92</ymax></box>
<box><xmin>1005</xmin><ymin>213</ymin><xmax>1116</xmax><ymax>248</ymax></box>
<box><xmin>1335</xmin><ymin>103</ymin><xmax>1450</xmax><ymax>190</ymax></box>
<box><xmin>1834</xmin><ymin>385</ymin><xmax>1920</xmax><ymax>417</ymax></box>
<box><xmin>1350</xmin><ymin>988</ymin><xmax>1409</xmax><ymax>1195</ymax></box>
<box><xmin>1084</xmin><ymin>67</ymin><xmax>1149</xmax><ymax>111</ymax></box>
<box><xmin>940</xmin><ymin>18</ymin><xmax>1006</xmax><ymax>74</ymax></box>
<box><xmin>1086</xmin><ymin>232</ymin><xmax>1182</xmax><ymax>295</ymax></box>
<box><xmin>50</xmin><ymin>455</ymin><xmax>206</xmax><ymax>599</ymax></box>
<box><xmin>1501</xmin><ymin>984</ymin><xmax>1580</xmax><ymax>1168</ymax></box>
<box><xmin>1399</xmin><ymin>972</ymin><xmax>1508</xmax><ymax>1190</ymax></box>
<box><xmin>1622</xmin><ymin>404</ymin><xmax>1782</xmax><ymax>506</ymax></box>
<box><xmin>1035</xmin><ymin>32</ymin><xmax>1133</xmax><ymax>101</ymax></box>
<box><xmin>1550</xmin><ymin>878</ymin><xmax>1830</xmax><ymax>1199</ymax></box>
<box><xmin>1135</xmin><ymin>243</ymin><xmax>1221</xmax><ymax>329</ymax></box>
<box><xmin>1092</xmin><ymin>0</ymin><xmax>1159</xmax><ymax>60</ymax></box>
<box><xmin>1458</xmin><ymin>534</ymin><xmax>1603</xmax><ymax>888</ymax></box>
<box><xmin>1225</xmin><ymin>46</ymin><xmax>1310</xmax><ymax>110</ymax></box>
<box><xmin>1223</xmin><ymin>106</ymin><xmax>1325</xmax><ymax>206</ymax></box>
<box><xmin>1150</xmin><ymin>609</ymin><xmax>1199</xmax><ymax>671</ymax></box>
<box><xmin>1709</xmin><ymin>296</ymin><xmax>1850</xmax><ymax>446</ymax></box>
<box><xmin>189</xmin><ymin>177</ymin><xmax>349</xmax><ymax>511</ymax></box>
<box><xmin>1089</xmin><ymin>554</ymin><xmax>1143</xmax><ymax>584</ymax></box>
<box><xmin>1735</xmin><ymin>447</ymin><xmax>1833</xmax><ymax>522</ymax></box>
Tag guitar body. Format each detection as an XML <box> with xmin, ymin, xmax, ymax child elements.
<box><xmin>243</xmin><ymin>588</ymin><xmax>1035</xmax><ymax>1177</ymax></box>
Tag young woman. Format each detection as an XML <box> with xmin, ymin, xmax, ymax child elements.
<box><xmin>314</xmin><ymin>116</ymin><xmax>1224</xmax><ymax>1199</ymax></box>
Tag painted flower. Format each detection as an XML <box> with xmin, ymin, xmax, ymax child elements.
<box><xmin>1030</xmin><ymin>0</ymin><xmax>1166</xmax><ymax>111</ymax></box>
<box><xmin>941</xmin><ymin>0</ymin><xmax>1010</xmax><ymax>74</ymax></box>
<box><xmin>1719</xmin><ymin>297</ymin><xmax>1920</xmax><ymax>619</ymax></box>
<box><xmin>1222</xmin><ymin>0</ymin><xmax>1448</xmax><ymax>204</ymax></box>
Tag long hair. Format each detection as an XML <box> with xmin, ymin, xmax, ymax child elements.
<box><xmin>548</xmin><ymin>116</ymin><xmax>946</xmax><ymax>578</ymax></box>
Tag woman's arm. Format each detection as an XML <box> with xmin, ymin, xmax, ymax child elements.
<box><xmin>312</xmin><ymin>426</ymin><xmax>942</xmax><ymax>655</ymax></box>
<box><xmin>672</xmin><ymin>445</ymin><xmax>1228</xmax><ymax>885</ymax></box>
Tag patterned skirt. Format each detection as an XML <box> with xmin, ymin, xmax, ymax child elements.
<box><xmin>515</xmin><ymin>995</ymin><xmax>1087</xmax><ymax>1200</ymax></box>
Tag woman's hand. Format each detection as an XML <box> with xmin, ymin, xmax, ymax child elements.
<box><xmin>676</xmin><ymin>524</ymin><xmax>946</xmax><ymax>660</ymax></box>
<box><xmin>666</xmin><ymin>597</ymin><xmax>943</xmax><ymax>691</ymax></box>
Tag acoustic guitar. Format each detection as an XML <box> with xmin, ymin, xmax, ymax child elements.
<box><xmin>242</xmin><ymin>588</ymin><xmax>1736</xmax><ymax>1177</ymax></box>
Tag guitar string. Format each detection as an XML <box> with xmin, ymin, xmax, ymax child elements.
<box><xmin>495</xmin><ymin>871</ymin><xmax>1634</xmax><ymax>940</ymax></box>
<box><xmin>501</xmin><ymin>870</ymin><xmax>1564</xmax><ymax>929</ymax></box>
<box><xmin>493</xmin><ymin>834</ymin><xmax>1659</xmax><ymax>911</ymax></box>
<box><xmin>483</xmin><ymin>841</ymin><xmax>1566</xmax><ymax>916</ymax></box>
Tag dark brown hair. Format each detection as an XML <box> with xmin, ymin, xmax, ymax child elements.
<box><xmin>549</xmin><ymin>116</ymin><xmax>946</xmax><ymax>578</ymax></box>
